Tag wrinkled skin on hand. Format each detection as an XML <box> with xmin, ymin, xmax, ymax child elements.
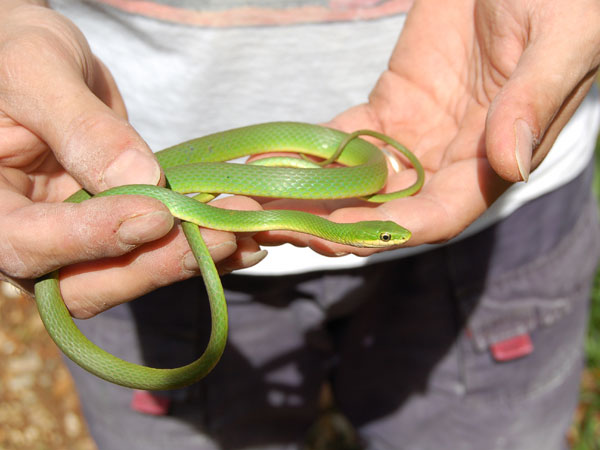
<box><xmin>257</xmin><ymin>0</ymin><xmax>600</xmax><ymax>256</ymax></box>
<box><xmin>0</xmin><ymin>1</ymin><xmax>264</xmax><ymax>318</ymax></box>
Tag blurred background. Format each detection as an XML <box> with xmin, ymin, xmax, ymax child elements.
<box><xmin>1</xmin><ymin>119</ymin><xmax>600</xmax><ymax>449</ymax></box>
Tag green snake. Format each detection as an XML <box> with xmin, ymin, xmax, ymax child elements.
<box><xmin>34</xmin><ymin>122</ymin><xmax>424</xmax><ymax>390</ymax></box>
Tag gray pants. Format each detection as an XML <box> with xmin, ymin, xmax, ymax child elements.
<box><xmin>67</xmin><ymin>162</ymin><xmax>600</xmax><ymax>450</ymax></box>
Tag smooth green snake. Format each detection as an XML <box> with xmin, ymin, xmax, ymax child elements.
<box><xmin>34</xmin><ymin>122</ymin><xmax>424</xmax><ymax>390</ymax></box>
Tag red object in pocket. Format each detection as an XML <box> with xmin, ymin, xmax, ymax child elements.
<box><xmin>490</xmin><ymin>333</ymin><xmax>534</xmax><ymax>362</ymax></box>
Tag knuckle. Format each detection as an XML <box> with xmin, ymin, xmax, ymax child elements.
<box><xmin>0</xmin><ymin>239</ymin><xmax>38</xmax><ymax>279</ymax></box>
<box><xmin>0</xmin><ymin>8</ymin><xmax>89</xmax><ymax>104</ymax></box>
<box><xmin>58</xmin><ymin>113</ymin><xmax>144</xmax><ymax>190</ymax></box>
<box><xmin>0</xmin><ymin>34</ymin><xmax>38</xmax><ymax>96</ymax></box>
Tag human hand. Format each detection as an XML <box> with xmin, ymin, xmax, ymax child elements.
<box><xmin>256</xmin><ymin>0</ymin><xmax>600</xmax><ymax>256</ymax></box>
<box><xmin>0</xmin><ymin>2</ymin><xmax>264</xmax><ymax>318</ymax></box>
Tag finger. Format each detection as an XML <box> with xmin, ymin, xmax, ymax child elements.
<box><xmin>485</xmin><ymin>9</ymin><xmax>600</xmax><ymax>182</ymax></box>
<box><xmin>59</xmin><ymin>225</ymin><xmax>239</xmax><ymax>319</ymax></box>
<box><xmin>0</xmin><ymin>193</ymin><xmax>173</xmax><ymax>279</ymax></box>
<box><xmin>0</xmin><ymin>9</ymin><xmax>162</xmax><ymax>192</ymax></box>
<box><xmin>216</xmin><ymin>237</ymin><xmax>267</xmax><ymax>275</ymax></box>
<box><xmin>56</xmin><ymin>195</ymin><xmax>265</xmax><ymax>318</ymax></box>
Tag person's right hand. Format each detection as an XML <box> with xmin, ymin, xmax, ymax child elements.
<box><xmin>0</xmin><ymin>1</ymin><xmax>265</xmax><ymax>318</ymax></box>
<box><xmin>255</xmin><ymin>0</ymin><xmax>600</xmax><ymax>257</ymax></box>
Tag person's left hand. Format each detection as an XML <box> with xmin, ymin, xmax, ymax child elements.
<box><xmin>254</xmin><ymin>0</ymin><xmax>600</xmax><ymax>257</ymax></box>
<box><xmin>0</xmin><ymin>2</ymin><xmax>265</xmax><ymax>316</ymax></box>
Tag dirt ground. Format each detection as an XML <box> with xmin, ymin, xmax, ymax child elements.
<box><xmin>0</xmin><ymin>282</ymin><xmax>96</xmax><ymax>450</ymax></box>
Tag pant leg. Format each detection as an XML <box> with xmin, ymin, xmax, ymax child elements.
<box><xmin>330</xmin><ymin>162</ymin><xmax>599</xmax><ymax>450</ymax></box>
<box><xmin>66</xmin><ymin>264</ymin><xmax>335</xmax><ymax>449</ymax></box>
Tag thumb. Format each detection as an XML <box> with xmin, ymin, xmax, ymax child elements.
<box><xmin>0</xmin><ymin>8</ymin><xmax>162</xmax><ymax>191</ymax></box>
<box><xmin>485</xmin><ymin>18</ymin><xmax>600</xmax><ymax>183</ymax></box>
<box><xmin>12</xmin><ymin>64</ymin><xmax>162</xmax><ymax>192</ymax></box>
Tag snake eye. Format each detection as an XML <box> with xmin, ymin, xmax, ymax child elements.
<box><xmin>380</xmin><ymin>232</ymin><xmax>392</xmax><ymax>242</ymax></box>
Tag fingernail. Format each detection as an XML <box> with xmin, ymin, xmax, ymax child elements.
<box><xmin>219</xmin><ymin>249</ymin><xmax>268</xmax><ymax>274</ymax></box>
<box><xmin>103</xmin><ymin>149</ymin><xmax>161</xmax><ymax>188</ymax></box>
<box><xmin>118</xmin><ymin>211</ymin><xmax>173</xmax><ymax>245</ymax></box>
<box><xmin>514</xmin><ymin>119</ymin><xmax>533</xmax><ymax>182</ymax></box>
<box><xmin>239</xmin><ymin>249</ymin><xmax>268</xmax><ymax>268</ymax></box>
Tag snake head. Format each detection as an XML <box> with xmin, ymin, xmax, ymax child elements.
<box><xmin>345</xmin><ymin>220</ymin><xmax>411</xmax><ymax>248</ymax></box>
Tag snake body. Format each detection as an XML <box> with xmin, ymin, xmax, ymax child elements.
<box><xmin>34</xmin><ymin>122</ymin><xmax>424</xmax><ymax>390</ymax></box>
